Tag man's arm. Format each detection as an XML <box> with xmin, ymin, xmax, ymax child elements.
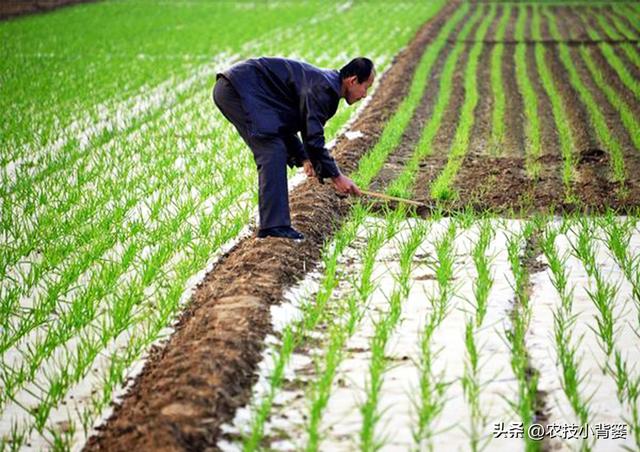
<box><xmin>300</xmin><ymin>87</ymin><xmax>340</xmax><ymax>180</ymax></box>
<box><xmin>301</xmin><ymin>88</ymin><xmax>361</xmax><ymax>195</ymax></box>
<box><xmin>282</xmin><ymin>134</ymin><xmax>308</xmax><ymax>168</ymax></box>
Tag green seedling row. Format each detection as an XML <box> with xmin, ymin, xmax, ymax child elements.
<box><xmin>568</xmin><ymin>219</ymin><xmax>618</xmax><ymax>358</ymax></box>
<box><xmin>490</xmin><ymin>5</ymin><xmax>512</xmax><ymax>155</ymax></box>
<box><xmin>430</xmin><ymin>5</ymin><xmax>497</xmax><ymax>201</ymax></box>
<box><xmin>352</xmin><ymin>0</ymin><xmax>459</xmax><ymax>189</ymax></box>
<box><xmin>386</xmin><ymin>6</ymin><xmax>485</xmax><ymax>199</ymax></box>
<box><xmin>359</xmin><ymin>219</ymin><xmax>428</xmax><ymax>451</ymax></box>
<box><xmin>413</xmin><ymin>218</ymin><xmax>457</xmax><ymax>449</ymax></box>
<box><xmin>471</xmin><ymin>220</ymin><xmax>496</xmax><ymax>328</ymax></box>
<box><xmin>461</xmin><ymin>219</ymin><xmax>502</xmax><ymax>452</ymax></box>
<box><xmin>544</xmin><ymin>8</ymin><xmax>627</xmax><ymax>185</ymax></box>
<box><xmin>539</xmin><ymin>223</ymin><xmax>591</xmax><ymax>450</ymax></box>
<box><xmin>505</xmin><ymin>223</ymin><xmax>540</xmax><ymax>451</ymax></box>
<box><xmin>532</xmin><ymin>6</ymin><xmax>577</xmax><ymax>199</ymax></box>
<box><xmin>576</xmin><ymin>9</ymin><xmax>640</xmax><ymax>99</ymax></box>
<box><xmin>514</xmin><ymin>5</ymin><xmax>542</xmax><ymax>179</ymax></box>
<box><xmin>593</xmin><ymin>9</ymin><xmax>640</xmax><ymax>71</ymax></box>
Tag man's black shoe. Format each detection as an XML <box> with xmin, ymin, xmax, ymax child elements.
<box><xmin>257</xmin><ymin>226</ymin><xmax>304</xmax><ymax>240</ymax></box>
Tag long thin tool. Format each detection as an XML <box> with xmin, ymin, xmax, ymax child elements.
<box><xmin>360</xmin><ymin>189</ymin><xmax>428</xmax><ymax>208</ymax></box>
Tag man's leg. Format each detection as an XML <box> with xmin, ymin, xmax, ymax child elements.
<box><xmin>213</xmin><ymin>78</ymin><xmax>292</xmax><ymax>232</ymax></box>
<box><xmin>251</xmin><ymin>136</ymin><xmax>291</xmax><ymax>230</ymax></box>
<box><xmin>213</xmin><ymin>77</ymin><xmax>251</xmax><ymax>144</ymax></box>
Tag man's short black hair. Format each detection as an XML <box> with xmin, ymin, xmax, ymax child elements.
<box><xmin>339</xmin><ymin>57</ymin><xmax>375</xmax><ymax>83</ymax></box>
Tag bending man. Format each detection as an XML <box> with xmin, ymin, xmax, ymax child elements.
<box><xmin>213</xmin><ymin>57</ymin><xmax>374</xmax><ymax>240</ymax></box>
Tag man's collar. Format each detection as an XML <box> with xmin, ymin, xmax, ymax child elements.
<box><xmin>328</xmin><ymin>69</ymin><xmax>341</xmax><ymax>97</ymax></box>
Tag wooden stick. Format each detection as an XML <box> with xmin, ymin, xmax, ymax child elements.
<box><xmin>360</xmin><ymin>189</ymin><xmax>427</xmax><ymax>207</ymax></box>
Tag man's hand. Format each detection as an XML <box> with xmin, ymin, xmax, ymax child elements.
<box><xmin>302</xmin><ymin>159</ymin><xmax>316</xmax><ymax>178</ymax></box>
<box><xmin>331</xmin><ymin>173</ymin><xmax>362</xmax><ymax>196</ymax></box>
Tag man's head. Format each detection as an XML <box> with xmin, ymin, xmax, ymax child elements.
<box><xmin>339</xmin><ymin>57</ymin><xmax>375</xmax><ymax>105</ymax></box>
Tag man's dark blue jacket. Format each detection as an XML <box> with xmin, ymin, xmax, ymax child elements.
<box><xmin>217</xmin><ymin>57</ymin><xmax>341</xmax><ymax>179</ymax></box>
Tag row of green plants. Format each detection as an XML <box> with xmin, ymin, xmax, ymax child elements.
<box><xmin>531</xmin><ymin>5</ymin><xmax>577</xmax><ymax>200</ymax></box>
<box><xmin>576</xmin><ymin>10</ymin><xmax>640</xmax><ymax>99</ymax></box>
<box><xmin>429</xmin><ymin>5</ymin><xmax>497</xmax><ymax>201</ymax></box>
<box><xmin>505</xmin><ymin>221</ymin><xmax>541</xmax><ymax>451</ymax></box>
<box><xmin>386</xmin><ymin>5</ymin><xmax>484</xmax><ymax>199</ymax></box>
<box><xmin>539</xmin><ymin>222</ymin><xmax>592</xmax><ymax>451</ymax></box>
<box><xmin>489</xmin><ymin>5</ymin><xmax>511</xmax><ymax>155</ymax></box>
<box><xmin>413</xmin><ymin>219</ymin><xmax>458</xmax><ymax>449</ymax></box>
<box><xmin>461</xmin><ymin>219</ymin><xmax>499</xmax><ymax>452</ymax></box>
<box><xmin>0</xmin><ymin>1</ymin><xmax>328</xmax><ymax>154</ymax></box>
<box><xmin>514</xmin><ymin>5</ymin><xmax>542</xmax><ymax>179</ymax></box>
<box><xmin>359</xmin><ymin>218</ymin><xmax>428</xmax><ymax>450</ymax></box>
<box><xmin>545</xmin><ymin>9</ymin><xmax>627</xmax><ymax>185</ymax></box>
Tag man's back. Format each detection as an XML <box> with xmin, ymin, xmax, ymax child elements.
<box><xmin>217</xmin><ymin>57</ymin><xmax>342</xmax><ymax>138</ymax></box>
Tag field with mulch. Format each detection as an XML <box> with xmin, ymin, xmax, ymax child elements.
<box><xmin>2</xmin><ymin>1</ymin><xmax>640</xmax><ymax>451</ymax></box>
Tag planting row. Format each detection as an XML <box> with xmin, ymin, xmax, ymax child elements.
<box><xmin>220</xmin><ymin>212</ymin><xmax>640</xmax><ymax>451</ymax></box>
<box><xmin>365</xmin><ymin>2</ymin><xmax>640</xmax><ymax>205</ymax></box>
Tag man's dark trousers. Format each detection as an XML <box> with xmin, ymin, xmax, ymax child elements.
<box><xmin>213</xmin><ymin>76</ymin><xmax>291</xmax><ymax>231</ymax></box>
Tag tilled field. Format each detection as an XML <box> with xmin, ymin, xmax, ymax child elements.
<box><xmin>2</xmin><ymin>1</ymin><xmax>640</xmax><ymax>451</ymax></box>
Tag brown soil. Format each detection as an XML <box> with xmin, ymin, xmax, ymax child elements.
<box><xmin>82</xmin><ymin>3</ymin><xmax>463</xmax><ymax>451</ymax></box>
<box><xmin>0</xmin><ymin>0</ymin><xmax>99</xmax><ymax>20</ymax></box>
